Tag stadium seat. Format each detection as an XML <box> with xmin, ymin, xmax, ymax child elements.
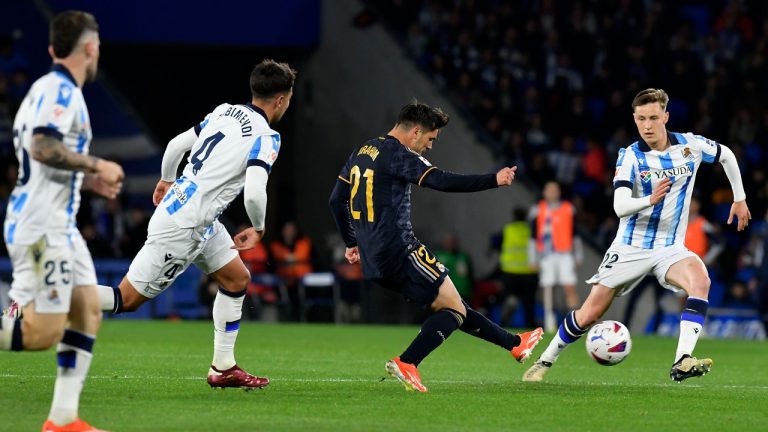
<box><xmin>298</xmin><ymin>272</ymin><xmax>339</xmax><ymax>323</ymax></box>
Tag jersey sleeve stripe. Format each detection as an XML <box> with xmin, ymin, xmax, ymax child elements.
<box><xmin>247</xmin><ymin>158</ymin><xmax>271</xmax><ymax>173</ymax></box>
<box><xmin>337</xmin><ymin>176</ymin><xmax>351</xmax><ymax>184</ymax></box>
<box><xmin>32</xmin><ymin>126</ymin><xmax>64</xmax><ymax>141</ymax></box>
<box><xmin>417</xmin><ymin>166</ymin><xmax>437</xmax><ymax>186</ymax></box>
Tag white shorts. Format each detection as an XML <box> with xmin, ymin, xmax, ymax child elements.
<box><xmin>539</xmin><ymin>253</ymin><xmax>577</xmax><ymax>286</ymax></box>
<box><xmin>586</xmin><ymin>242</ymin><xmax>699</xmax><ymax>297</ymax></box>
<box><xmin>6</xmin><ymin>232</ymin><xmax>97</xmax><ymax>314</ymax></box>
<box><xmin>126</xmin><ymin>213</ymin><xmax>238</xmax><ymax>299</ymax></box>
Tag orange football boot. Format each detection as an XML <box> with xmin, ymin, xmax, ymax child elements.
<box><xmin>385</xmin><ymin>357</ymin><xmax>428</xmax><ymax>393</ymax></box>
<box><xmin>41</xmin><ymin>418</ymin><xmax>108</xmax><ymax>432</ymax></box>
<box><xmin>511</xmin><ymin>327</ymin><xmax>544</xmax><ymax>363</ymax></box>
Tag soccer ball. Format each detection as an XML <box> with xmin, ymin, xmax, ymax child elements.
<box><xmin>585</xmin><ymin>320</ymin><xmax>632</xmax><ymax>366</ymax></box>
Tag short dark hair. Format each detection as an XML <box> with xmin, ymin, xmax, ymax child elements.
<box><xmin>50</xmin><ymin>11</ymin><xmax>98</xmax><ymax>58</ymax></box>
<box><xmin>396</xmin><ymin>101</ymin><xmax>450</xmax><ymax>131</ymax></box>
<box><xmin>632</xmin><ymin>88</ymin><xmax>669</xmax><ymax>112</ymax></box>
<box><xmin>250</xmin><ymin>59</ymin><xmax>297</xmax><ymax>99</ymax></box>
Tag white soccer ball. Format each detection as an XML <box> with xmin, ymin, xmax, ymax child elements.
<box><xmin>585</xmin><ymin>320</ymin><xmax>632</xmax><ymax>366</ymax></box>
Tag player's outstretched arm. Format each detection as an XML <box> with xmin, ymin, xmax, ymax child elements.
<box><xmin>613</xmin><ymin>177</ymin><xmax>671</xmax><ymax>218</ymax></box>
<box><xmin>420</xmin><ymin>166</ymin><xmax>516</xmax><ymax>192</ymax></box>
<box><xmin>32</xmin><ymin>134</ymin><xmax>124</xmax><ymax>184</ymax></box>
<box><xmin>719</xmin><ymin>144</ymin><xmax>751</xmax><ymax>231</ymax></box>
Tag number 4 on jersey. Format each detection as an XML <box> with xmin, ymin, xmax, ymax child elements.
<box><xmin>191</xmin><ymin>131</ymin><xmax>225</xmax><ymax>175</ymax></box>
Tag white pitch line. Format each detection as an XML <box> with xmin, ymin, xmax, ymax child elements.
<box><xmin>1</xmin><ymin>374</ymin><xmax>767</xmax><ymax>389</ymax></box>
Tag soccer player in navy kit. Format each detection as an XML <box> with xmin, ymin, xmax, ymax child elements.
<box><xmin>329</xmin><ymin>102</ymin><xmax>543</xmax><ymax>392</ymax></box>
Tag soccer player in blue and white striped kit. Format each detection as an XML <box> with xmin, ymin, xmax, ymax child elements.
<box><xmin>0</xmin><ymin>11</ymin><xmax>124</xmax><ymax>431</ymax></box>
<box><xmin>524</xmin><ymin>88</ymin><xmax>752</xmax><ymax>383</ymax></box>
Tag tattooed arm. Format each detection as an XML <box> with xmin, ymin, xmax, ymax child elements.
<box><xmin>31</xmin><ymin>134</ymin><xmax>124</xmax><ymax>184</ymax></box>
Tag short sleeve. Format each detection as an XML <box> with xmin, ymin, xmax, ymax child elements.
<box><xmin>32</xmin><ymin>80</ymin><xmax>78</xmax><ymax>141</ymax></box>
<box><xmin>691</xmin><ymin>134</ymin><xmax>721</xmax><ymax>164</ymax></box>
<box><xmin>390</xmin><ymin>146</ymin><xmax>436</xmax><ymax>186</ymax></box>
<box><xmin>612</xmin><ymin>148</ymin><xmax>637</xmax><ymax>189</ymax></box>
<box><xmin>247</xmin><ymin>133</ymin><xmax>281</xmax><ymax>174</ymax></box>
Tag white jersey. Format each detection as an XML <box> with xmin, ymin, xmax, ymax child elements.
<box><xmin>612</xmin><ymin>132</ymin><xmax>720</xmax><ymax>249</ymax></box>
<box><xmin>157</xmin><ymin>103</ymin><xmax>280</xmax><ymax>233</ymax></box>
<box><xmin>4</xmin><ymin>65</ymin><xmax>92</xmax><ymax>246</ymax></box>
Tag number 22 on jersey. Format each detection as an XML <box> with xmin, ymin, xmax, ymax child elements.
<box><xmin>349</xmin><ymin>165</ymin><xmax>374</xmax><ymax>222</ymax></box>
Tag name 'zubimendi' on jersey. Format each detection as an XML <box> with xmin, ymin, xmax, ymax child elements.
<box><xmin>612</xmin><ymin>132</ymin><xmax>720</xmax><ymax>250</ymax></box>
<box><xmin>158</xmin><ymin>102</ymin><xmax>281</xmax><ymax>237</ymax></box>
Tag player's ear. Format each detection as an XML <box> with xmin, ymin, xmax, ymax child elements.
<box><xmin>48</xmin><ymin>45</ymin><xmax>55</xmax><ymax>59</ymax></box>
<box><xmin>663</xmin><ymin>111</ymin><xmax>669</xmax><ymax>124</ymax></box>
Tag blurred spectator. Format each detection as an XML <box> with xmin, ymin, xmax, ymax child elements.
<box><xmin>269</xmin><ymin>221</ymin><xmax>313</xmax><ymax>320</ymax></box>
<box><xmin>529</xmin><ymin>181</ymin><xmax>581</xmax><ymax>332</ymax></box>
<box><xmin>685</xmin><ymin>195</ymin><xmax>724</xmax><ymax>266</ymax></box>
<box><xmin>496</xmin><ymin>207</ymin><xmax>537</xmax><ymax>328</ymax></box>
<box><xmin>434</xmin><ymin>233</ymin><xmax>474</xmax><ymax>301</ymax></box>
<box><xmin>121</xmin><ymin>206</ymin><xmax>149</xmax><ymax>258</ymax></box>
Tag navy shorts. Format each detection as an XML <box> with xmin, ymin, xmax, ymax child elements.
<box><xmin>374</xmin><ymin>243</ymin><xmax>449</xmax><ymax>309</ymax></box>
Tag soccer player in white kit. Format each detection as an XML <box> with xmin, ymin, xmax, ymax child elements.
<box><xmin>97</xmin><ymin>59</ymin><xmax>296</xmax><ymax>390</ymax></box>
<box><xmin>523</xmin><ymin>88</ymin><xmax>752</xmax><ymax>383</ymax></box>
<box><xmin>0</xmin><ymin>12</ymin><xmax>124</xmax><ymax>432</ymax></box>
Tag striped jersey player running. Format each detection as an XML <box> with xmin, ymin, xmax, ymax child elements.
<box><xmin>524</xmin><ymin>88</ymin><xmax>751</xmax><ymax>383</ymax></box>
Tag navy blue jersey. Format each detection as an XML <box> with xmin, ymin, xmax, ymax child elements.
<box><xmin>329</xmin><ymin>135</ymin><xmax>497</xmax><ymax>279</ymax></box>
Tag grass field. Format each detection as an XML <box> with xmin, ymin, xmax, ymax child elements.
<box><xmin>1</xmin><ymin>321</ymin><xmax>767</xmax><ymax>431</ymax></box>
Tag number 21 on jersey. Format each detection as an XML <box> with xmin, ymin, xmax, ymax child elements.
<box><xmin>349</xmin><ymin>165</ymin><xmax>374</xmax><ymax>222</ymax></box>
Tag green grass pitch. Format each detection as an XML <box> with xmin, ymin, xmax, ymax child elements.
<box><xmin>2</xmin><ymin>321</ymin><xmax>767</xmax><ymax>431</ymax></box>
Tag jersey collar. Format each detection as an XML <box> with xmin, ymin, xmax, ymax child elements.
<box><xmin>245</xmin><ymin>103</ymin><xmax>269</xmax><ymax>124</ymax></box>
<box><xmin>637</xmin><ymin>131</ymin><xmax>678</xmax><ymax>152</ymax></box>
<box><xmin>51</xmin><ymin>64</ymin><xmax>77</xmax><ymax>86</ymax></box>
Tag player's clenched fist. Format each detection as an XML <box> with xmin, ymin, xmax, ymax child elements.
<box><xmin>96</xmin><ymin>159</ymin><xmax>124</xmax><ymax>185</ymax></box>
<box><xmin>496</xmin><ymin>166</ymin><xmax>517</xmax><ymax>186</ymax></box>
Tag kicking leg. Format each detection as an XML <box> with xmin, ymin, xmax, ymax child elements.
<box><xmin>523</xmin><ymin>283</ymin><xmax>616</xmax><ymax>382</ymax></box>
<box><xmin>458</xmin><ymin>301</ymin><xmax>542</xmax><ymax>363</ymax></box>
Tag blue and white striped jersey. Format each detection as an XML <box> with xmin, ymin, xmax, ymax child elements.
<box><xmin>612</xmin><ymin>132</ymin><xmax>720</xmax><ymax>249</ymax></box>
<box><xmin>157</xmin><ymin>103</ymin><xmax>280</xmax><ymax>234</ymax></box>
<box><xmin>4</xmin><ymin>65</ymin><xmax>92</xmax><ymax>246</ymax></box>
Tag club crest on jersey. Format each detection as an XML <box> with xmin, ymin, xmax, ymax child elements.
<box><xmin>682</xmin><ymin>147</ymin><xmax>694</xmax><ymax>160</ymax></box>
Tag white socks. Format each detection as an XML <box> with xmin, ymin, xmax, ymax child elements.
<box><xmin>212</xmin><ymin>288</ymin><xmax>245</xmax><ymax>370</ymax></box>
<box><xmin>675</xmin><ymin>296</ymin><xmax>708</xmax><ymax>363</ymax></box>
<box><xmin>49</xmin><ymin>329</ymin><xmax>95</xmax><ymax>426</ymax></box>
